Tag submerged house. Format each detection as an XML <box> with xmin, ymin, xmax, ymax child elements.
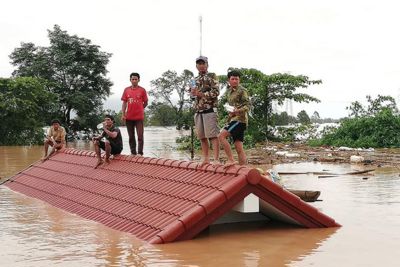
<box><xmin>4</xmin><ymin>148</ymin><xmax>340</xmax><ymax>244</ymax></box>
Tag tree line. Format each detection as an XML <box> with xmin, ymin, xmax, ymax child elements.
<box><xmin>3</xmin><ymin>25</ymin><xmax>397</xmax><ymax>148</ymax></box>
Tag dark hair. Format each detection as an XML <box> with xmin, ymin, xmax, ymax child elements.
<box><xmin>105</xmin><ymin>114</ymin><xmax>115</xmax><ymax>122</ymax></box>
<box><xmin>130</xmin><ymin>72</ymin><xmax>140</xmax><ymax>79</ymax></box>
<box><xmin>227</xmin><ymin>70</ymin><xmax>241</xmax><ymax>78</ymax></box>
<box><xmin>104</xmin><ymin>114</ymin><xmax>115</xmax><ymax>122</ymax></box>
<box><xmin>51</xmin><ymin>119</ymin><xmax>61</xmax><ymax>125</ymax></box>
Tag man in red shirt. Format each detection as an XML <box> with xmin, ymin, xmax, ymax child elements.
<box><xmin>121</xmin><ymin>72</ymin><xmax>148</xmax><ymax>155</ymax></box>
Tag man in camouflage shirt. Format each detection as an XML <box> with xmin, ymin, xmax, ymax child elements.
<box><xmin>218</xmin><ymin>70</ymin><xmax>250</xmax><ymax>166</ymax></box>
<box><xmin>190</xmin><ymin>56</ymin><xmax>220</xmax><ymax>165</ymax></box>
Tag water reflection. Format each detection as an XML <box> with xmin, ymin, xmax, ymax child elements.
<box><xmin>154</xmin><ymin>223</ymin><xmax>337</xmax><ymax>267</ymax></box>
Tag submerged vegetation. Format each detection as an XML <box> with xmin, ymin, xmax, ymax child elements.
<box><xmin>309</xmin><ymin>95</ymin><xmax>400</xmax><ymax>148</ymax></box>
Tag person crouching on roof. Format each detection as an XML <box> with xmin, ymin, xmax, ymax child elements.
<box><xmin>42</xmin><ymin>119</ymin><xmax>66</xmax><ymax>161</ymax></box>
<box><xmin>92</xmin><ymin>115</ymin><xmax>123</xmax><ymax>168</ymax></box>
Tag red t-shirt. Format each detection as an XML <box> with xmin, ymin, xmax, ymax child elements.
<box><xmin>121</xmin><ymin>86</ymin><xmax>148</xmax><ymax>120</ymax></box>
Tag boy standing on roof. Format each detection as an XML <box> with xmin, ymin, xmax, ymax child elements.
<box><xmin>42</xmin><ymin>119</ymin><xmax>66</xmax><ymax>161</ymax></box>
<box><xmin>191</xmin><ymin>56</ymin><xmax>220</xmax><ymax>165</ymax></box>
<box><xmin>218</xmin><ymin>70</ymin><xmax>250</xmax><ymax>166</ymax></box>
<box><xmin>92</xmin><ymin>115</ymin><xmax>123</xmax><ymax>168</ymax></box>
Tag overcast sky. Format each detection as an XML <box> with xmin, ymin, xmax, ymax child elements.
<box><xmin>1</xmin><ymin>0</ymin><xmax>400</xmax><ymax>119</ymax></box>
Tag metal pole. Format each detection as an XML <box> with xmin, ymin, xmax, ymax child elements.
<box><xmin>189</xmin><ymin>15</ymin><xmax>203</xmax><ymax>160</ymax></box>
<box><xmin>199</xmin><ymin>15</ymin><xmax>203</xmax><ymax>56</ymax></box>
<box><xmin>190</xmin><ymin>123</ymin><xmax>194</xmax><ymax>160</ymax></box>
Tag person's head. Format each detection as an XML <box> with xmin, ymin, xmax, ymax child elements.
<box><xmin>51</xmin><ymin>119</ymin><xmax>61</xmax><ymax>130</ymax></box>
<box><xmin>195</xmin><ymin>56</ymin><xmax>208</xmax><ymax>74</ymax></box>
<box><xmin>130</xmin><ymin>72</ymin><xmax>140</xmax><ymax>87</ymax></box>
<box><xmin>104</xmin><ymin>115</ymin><xmax>115</xmax><ymax>127</ymax></box>
<box><xmin>227</xmin><ymin>70</ymin><xmax>241</xmax><ymax>88</ymax></box>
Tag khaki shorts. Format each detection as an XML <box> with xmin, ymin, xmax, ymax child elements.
<box><xmin>194</xmin><ymin>111</ymin><xmax>219</xmax><ymax>139</ymax></box>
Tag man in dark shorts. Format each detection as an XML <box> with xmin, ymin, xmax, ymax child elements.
<box><xmin>92</xmin><ymin>115</ymin><xmax>123</xmax><ymax>168</ymax></box>
<box><xmin>218</xmin><ymin>70</ymin><xmax>250</xmax><ymax>166</ymax></box>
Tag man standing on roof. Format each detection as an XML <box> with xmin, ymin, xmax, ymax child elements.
<box><xmin>190</xmin><ymin>56</ymin><xmax>220</xmax><ymax>165</ymax></box>
<box><xmin>42</xmin><ymin>119</ymin><xmax>66</xmax><ymax>161</ymax></box>
<box><xmin>121</xmin><ymin>72</ymin><xmax>148</xmax><ymax>156</ymax></box>
<box><xmin>218</xmin><ymin>70</ymin><xmax>250</xmax><ymax>166</ymax></box>
<box><xmin>92</xmin><ymin>115</ymin><xmax>123</xmax><ymax>168</ymax></box>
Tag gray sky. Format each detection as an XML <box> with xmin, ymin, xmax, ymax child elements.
<box><xmin>1</xmin><ymin>0</ymin><xmax>400</xmax><ymax>119</ymax></box>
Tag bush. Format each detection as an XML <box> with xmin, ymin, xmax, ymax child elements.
<box><xmin>309</xmin><ymin>108</ymin><xmax>400</xmax><ymax>148</ymax></box>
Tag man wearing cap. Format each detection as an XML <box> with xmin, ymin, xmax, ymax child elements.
<box><xmin>92</xmin><ymin>114</ymin><xmax>123</xmax><ymax>168</ymax></box>
<box><xmin>190</xmin><ymin>56</ymin><xmax>220</xmax><ymax>165</ymax></box>
<box><xmin>42</xmin><ymin>119</ymin><xmax>66</xmax><ymax>161</ymax></box>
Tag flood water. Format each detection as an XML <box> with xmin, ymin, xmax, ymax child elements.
<box><xmin>1</xmin><ymin>126</ymin><xmax>399</xmax><ymax>266</ymax></box>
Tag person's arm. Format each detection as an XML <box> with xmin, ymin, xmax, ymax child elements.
<box><xmin>103</xmin><ymin>128</ymin><xmax>118</xmax><ymax>139</ymax></box>
<box><xmin>46</xmin><ymin>127</ymin><xmax>52</xmax><ymax>140</ymax></box>
<box><xmin>121</xmin><ymin>88</ymin><xmax>127</xmax><ymax>122</ymax></box>
<box><xmin>234</xmin><ymin>90</ymin><xmax>250</xmax><ymax>115</ymax></box>
<box><xmin>121</xmin><ymin>101</ymin><xmax>127</xmax><ymax>121</ymax></box>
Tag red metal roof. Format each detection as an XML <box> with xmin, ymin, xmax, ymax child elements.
<box><xmin>4</xmin><ymin>148</ymin><xmax>340</xmax><ymax>244</ymax></box>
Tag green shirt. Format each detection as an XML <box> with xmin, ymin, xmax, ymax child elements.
<box><xmin>226</xmin><ymin>85</ymin><xmax>250</xmax><ymax>125</ymax></box>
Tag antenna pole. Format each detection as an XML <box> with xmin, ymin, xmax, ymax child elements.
<box><xmin>199</xmin><ymin>15</ymin><xmax>203</xmax><ymax>56</ymax></box>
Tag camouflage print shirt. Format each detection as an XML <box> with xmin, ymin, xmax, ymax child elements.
<box><xmin>193</xmin><ymin>72</ymin><xmax>219</xmax><ymax>112</ymax></box>
<box><xmin>225</xmin><ymin>85</ymin><xmax>250</xmax><ymax>125</ymax></box>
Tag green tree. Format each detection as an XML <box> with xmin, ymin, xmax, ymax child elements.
<box><xmin>149</xmin><ymin>69</ymin><xmax>194</xmax><ymax>129</ymax></box>
<box><xmin>271</xmin><ymin>111</ymin><xmax>296</xmax><ymax>126</ymax></box>
<box><xmin>311</xmin><ymin>95</ymin><xmax>400</xmax><ymax>148</ymax></box>
<box><xmin>273</xmin><ymin>111</ymin><xmax>290</xmax><ymax>125</ymax></box>
<box><xmin>365</xmin><ymin>95</ymin><xmax>398</xmax><ymax>116</ymax></box>
<box><xmin>311</xmin><ymin>111</ymin><xmax>321</xmax><ymax>123</ymax></box>
<box><xmin>0</xmin><ymin>77</ymin><xmax>58</xmax><ymax>145</ymax></box>
<box><xmin>219</xmin><ymin>68</ymin><xmax>321</xmax><ymax>142</ymax></box>
<box><xmin>297</xmin><ymin>110</ymin><xmax>311</xmax><ymax>124</ymax></box>
<box><xmin>346</xmin><ymin>95</ymin><xmax>398</xmax><ymax>118</ymax></box>
<box><xmin>346</xmin><ymin>100</ymin><xmax>365</xmax><ymax>118</ymax></box>
<box><xmin>147</xmin><ymin>102</ymin><xmax>178</xmax><ymax>126</ymax></box>
<box><xmin>9</xmin><ymin>25</ymin><xmax>113</xmax><ymax>128</ymax></box>
<box><xmin>72</xmin><ymin>106</ymin><xmax>105</xmax><ymax>133</ymax></box>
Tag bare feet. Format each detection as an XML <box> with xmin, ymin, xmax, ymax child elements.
<box><xmin>211</xmin><ymin>161</ymin><xmax>223</xmax><ymax>167</ymax></box>
<box><xmin>224</xmin><ymin>161</ymin><xmax>237</xmax><ymax>169</ymax></box>
<box><xmin>94</xmin><ymin>159</ymin><xmax>103</xmax><ymax>169</ymax></box>
<box><xmin>41</xmin><ymin>156</ymin><xmax>49</xmax><ymax>162</ymax></box>
<box><xmin>198</xmin><ymin>160</ymin><xmax>210</xmax><ymax>167</ymax></box>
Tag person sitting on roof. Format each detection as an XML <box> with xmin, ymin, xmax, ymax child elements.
<box><xmin>92</xmin><ymin>114</ymin><xmax>123</xmax><ymax>168</ymax></box>
<box><xmin>42</xmin><ymin>119</ymin><xmax>66</xmax><ymax>161</ymax></box>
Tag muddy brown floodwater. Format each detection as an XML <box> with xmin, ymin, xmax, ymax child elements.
<box><xmin>1</xmin><ymin>127</ymin><xmax>399</xmax><ymax>266</ymax></box>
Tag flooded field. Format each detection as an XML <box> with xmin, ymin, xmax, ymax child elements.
<box><xmin>1</xmin><ymin>127</ymin><xmax>399</xmax><ymax>266</ymax></box>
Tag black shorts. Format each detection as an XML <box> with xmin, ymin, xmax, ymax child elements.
<box><xmin>224</xmin><ymin>121</ymin><xmax>247</xmax><ymax>142</ymax></box>
<box><xmin>99</xmin><ymin>140</ymin><xmax>123</xmax><ymax>155</ymax></box>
